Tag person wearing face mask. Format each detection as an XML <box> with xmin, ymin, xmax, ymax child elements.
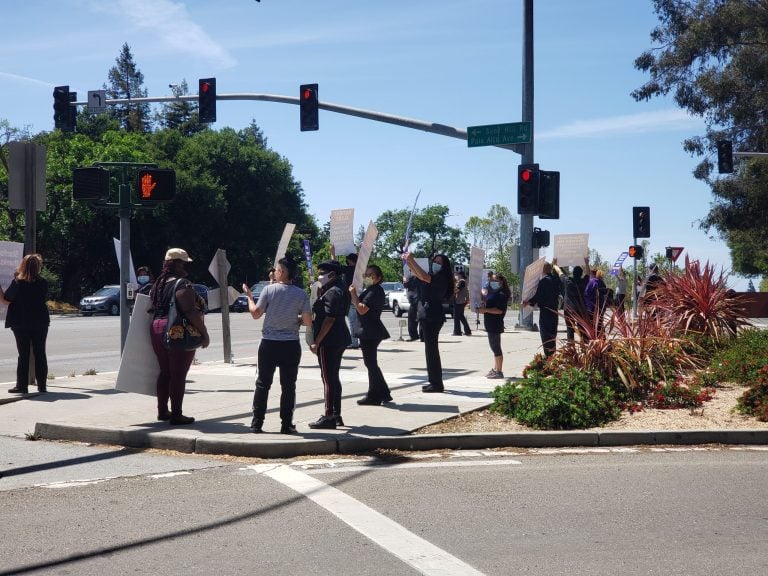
<box><xmin>349</xmin><ymin>265</ymin><xmax>392</xmax><ymax>405</ymax></box>
<box><xmin>308</xmin><ymin>260</ymin><xmax>351</xmax><ymax>429</ymax></box>
<box><xmin>403</xmin><ymin>251</ymin><xmax>455</xmax><ymax>393</ymax></box>
<box><xmin>148</xmin><ymin>248</ymin><xmax>210</xmax><ymax>425</ymax></box>
<box><xmin>136</xmin><ymin>265</ymin><xmax>154</xmax><ymax>296</ymax></box>
<box><xmin>478</xmin><ymin>273</ymin><xmax>511</xmax><ymax>379</ymax></box>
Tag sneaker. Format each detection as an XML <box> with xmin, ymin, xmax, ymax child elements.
<box><xmin>422</xmin><ymin>384</ymin><xmax>444</xmax><ymax>393</ymax></box>
<box><xmin>308</xmin><ymin>415</ymin><xmax>337</xmax><ymax>430</ymax></box>
<box><xmin>485</xmin><ymin>369</ymin><xmax>497</xmax><ymax>378</ymax></box>
<box><xmin>250</xmin><ymin>418</ymin><xmax>264</xmax><ymax>433</ymax></box>
<box><xmin>335</xmin><ymin>415</ymin><xmax>345</xmax><ymax>427</ymax></box>
<box><xmin>8</xmin><ymin>387</ymin><xmax>28</xmax><ymax>394</ymax></box>
<box><xmin>280</xmin><ymin>423</ymin><xmax>298</xmax><ymax>434</ymax></box>
<box><xmin>487</xmin><ymin>371</ymin><xmax>505</xmax><ymax>380</ymax></box>
<box><xmin>357</xmin><ymin>396</ymin><xmax>382</xmax><ymax>406</ymax></box>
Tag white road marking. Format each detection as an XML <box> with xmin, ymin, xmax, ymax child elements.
<box><xmin>149</xmin><ymin>471</ymin><xmax>192</xmax><ymax>479</ymax></box>
<box><xmin>248</xmin><ymin>464</ymin><xmax>487</xmax><ymax>576</ymax></box>
<box><xmin>307</xmin><ymin>459</ymin><xmax>521</xmax><ymax>474</ymax></box>
<box><xmin>41</xmin><ymin>478</ymin><xmax>113</xmax><ymax>489</ymax></box>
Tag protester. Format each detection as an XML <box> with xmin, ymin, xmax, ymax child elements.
<box><xmin>309</xmin><ymin>260</ymin><xmax>351</xmax><ymax>429</ymax></box>
<box><xmin>452</xmin><ymin>271</ymin><xmax>472</xmax><ymax>336</ymax></box>
<box><xmin>0</xmin><ymin>254</ymin><xmax>50</xmax><ymax>394</ymax></box>
<box><xmin>555</xmin><ymin>263</ymin><xmax>588</xmax><ymax>342</ymax></box>
<box><xmin>149</xmin><ymin>248</ymin><xmax>209</xmax><ymax>425</ymax></box>
<box><xmin>136</xmin><ymin>265</ymin><xmax>154</xmax><ymax>296</ymax></box>
<box><xmin>403</xmin><ymin>252</ymin><xmax>455</xmax><ymax>393</ymax></box>
<box><xmin>478</xmin><ymin>273</ymin><xmax>510</xmax><ymax>379</ymax></box>
<box><xmin>403</xmin><ymin>274</ymin><xmax>421</xmax><ymax>341</ymax></box>
<box><xmin>584</xmin><ymin>268</ymin><xmax>609</xmax><ymax>334</ymax></box>
<box><xmin>246</xmin><ymin>256</ymin><xmax>312</xmax><ymax>434</ymax></box>
<box><xmin>615</xmin><ymin>268</ymin><xmax>628</xmax><ymax>314</ymax></box>
<box><xmin>350</xmin><ymin>264</ymin><xmax>393</xmax><ymax>405</ymax></box>
<box><xmin>524</xmin><ymin>262</ymin><xmax>560</xmax><ymax>357</ymax></box>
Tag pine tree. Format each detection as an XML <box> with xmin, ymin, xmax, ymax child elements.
<box><xmin>104</xmin><ymin>43</ymin><xmax>151</xmax><ymax>132</ymax></box>
<box><xmin>156</xmin><ymin>79</ymin><xmax>205</xmax><ymax>136</ymax></box>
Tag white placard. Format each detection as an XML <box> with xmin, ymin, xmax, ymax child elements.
<box><xmin>113</xmin><ymin>238</ymin><xmax>137</xmax><ymax>285</ymax></box>
<box><xmin>115</xmin><ymin>294</ymin><xmax>159</xmax><ymax>395</ymax></box>
<box><xmin>0</xmin><ymin>241</ymin><xmax>24</xmax><ymax>321</ymax></box>
<box><xmin>468</xmin><ymin>246</ymin><xmax>485</xmax><ymax>311</ymax></box>
<box><xmin>351</xmin><ymin>221</ymin><xmax>378</xmax><ymax>293</ymax></box>
<box><xmin>521</xmin><ymin>257</ymin><xmax>546</xmax><ymax>322</ymax></box>
<box><xmin>330</xmin><ymin>208</ymin><xmax>356</xmax><ymax>256</ymax></box>
<box><xmin>552</xmin><ymin>233</ymin><xmax>589</xmax><ymax>267</ymax></box>
<box><xmin>274</xmin><ymin>223</ymin><xmax>296</xmax><ymax>266</ymax></box>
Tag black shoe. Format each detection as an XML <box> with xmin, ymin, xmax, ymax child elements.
<box><xmin>250</xmin><ymin>418</ymin><xmax>263</xmax><ymax>433</ymax></box>
<box><xmin>382</xmin><ymin>395</ymin><xmax>394</xmax><ymax>403</ymax></box>
<box><xmin>357</xmin><ymin>396</ymin><xmax>382</xmax><ymax>406</ymax></box>
<box><xmin>157</xmin><ymin>411</ymin><xmax>172</xmax><ymax>421</ymax></box>
<box><xmin>169</xmin><ymin>414</ymin><xmax>195</xmax><ymax>425</ymax></box>
<box><xmin>8</xmin><ymin>387</ymin><xmax>28</xmax><ymax>394</ymax></box>
<box><xmin>280</xmin><ymin>423</ymin><xmax>298</xmax><ymax>434</ymax></box>
<box><xmin>335</xmin><ymin>415</ymin><xmax>345</xmax><ymax>427</ymax></box>
<box><xmin>422</xmin><ymin>384</ymin><xmax>444</xmax><ymax>393</ymax></box>
<box><xmin>37</xmin><ymin>386</ymin><xmax>47</xmax><ymax>393</ymax></box>
<box><xmin>464</xmin><ymin>332</ymin><xmax>472</xmax><ymax>336</ymax></box>
<box><xmin>308</xmin><ymin>415</ymin><xmax>337</xmax><ymax>430</ymax></box>
<box><xmin>451</xmin><ymin>333</ymin><xmax>462</xmax><ymax>336</ymax></box>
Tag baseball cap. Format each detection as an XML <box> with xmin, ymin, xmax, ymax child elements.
<box><xmin>164</xmin><ymin>248</ymin><xmax>193</xmax><ymax>262</ymax></box>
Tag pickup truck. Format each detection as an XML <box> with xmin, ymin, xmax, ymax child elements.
<box><xmin>388</xmin><ymin>288</ymin><xmax>452</xmax><ymax>318</ymax></box>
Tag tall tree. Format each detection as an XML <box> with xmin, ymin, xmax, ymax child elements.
<box><xmin>632</xmin><ymin>0</ymin><xmax>768</xmax><ymax>276</ymax></box>
<box><xmin>105</xmin><ymin>43</ymin><xmax>151</xmax><ymax>132</ymax></box>
<box><xmin>156</xmin><ymin>79</ymin><xmax>205</xmax><ymax>136</ymax></box>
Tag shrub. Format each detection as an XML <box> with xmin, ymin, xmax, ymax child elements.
<box><xmin>644</xmin><ymin>377</ymin><xmax>715</xmax><ymax>410</ymax></box>
<box><xmin>709</xmin><ymin>328</ymin><xmax>768</xmax><ymax>385</ymax></box>
<box><xmin>737</xmin><ymin>365</ymin><xmax>768</xmax><ymax>421</ymax></box>
<box><xmin>491</xmin><ymin>367</ymin><xmax>620</xmax><ymax>430</ymax></box>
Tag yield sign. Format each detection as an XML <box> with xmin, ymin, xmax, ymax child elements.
<box><xmin>668</xmin><ymin>246</ymin><xmax>684</xmax><ymax>262</ymax></box>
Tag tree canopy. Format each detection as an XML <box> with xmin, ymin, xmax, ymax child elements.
<box><xmin>633</xmin><ymin>0</ymin><xmax>768</xmax><ymax>276</ymax></box>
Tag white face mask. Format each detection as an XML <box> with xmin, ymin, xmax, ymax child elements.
<box><xmin>318</xmin><ymin>273</ymin><xmax>334</xmax><ymax>287</ymax></box>
<box><xmin>363</xmin><ymin>277</ymin><xmax>373</xmax><ymax>288</ymax></box>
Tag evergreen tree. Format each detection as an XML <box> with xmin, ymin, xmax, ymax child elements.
<box><xmin>156</xmin><ymin>80</ymin><xmax>205</xmax><ymax>136</ymax></box>
<box><xmin>104</xmin><ymin>43</ymin><xmax>151</xmax><ymax>132</ymax></box>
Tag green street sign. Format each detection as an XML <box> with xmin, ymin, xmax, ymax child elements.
<box><xmin>467</xmin><ymin>122</ymin><xmax>531</xmax><ymax>147</ymax></box>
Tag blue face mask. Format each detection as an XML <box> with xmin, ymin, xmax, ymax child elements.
<box><xmin>490</xmin><ymin>281</ymin><xmax>500</xmax><ymax>290</ymax></box>
<box><xmin>138</xmin><ymin>275</ymin><xmax>150</xmax><ymax>285</ymax></box>
<box><xmin>431</xmin><ymin>262</ymin><xmax>442</xmax><ymax>274</ymax></box>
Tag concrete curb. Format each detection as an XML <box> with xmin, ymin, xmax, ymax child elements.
<box><xmin>32</xmin><ymin>422</ymin><xmax>768</xmax><ymax>459</ymax></box>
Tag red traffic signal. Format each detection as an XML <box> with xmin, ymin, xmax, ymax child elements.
<box><xmin>517</xmin><ymin>163</ymin><xmax>539</xmax><ymax>214</ymax></box>
<box><xmin>299</xmin><ymin>83</ymin><xmax>319</xmax><ymax>131</ymax></box>
<box><xmin>628</xmin><ymin>245</ymin><xmax>644</xmax><ymax>259</ymax></box>
<box><xmin>136</xmin><ymin>169</ymin><xmax>176</xmax><ymax>203</ymax></box>
<box><xmin>198</xmin><ymin>77</ymin><xmax>216</xmax><ymax>123</ymax></box>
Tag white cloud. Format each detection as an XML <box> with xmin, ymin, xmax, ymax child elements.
<box><xmin>537</xmin><ymin>109</ymin><xmax>702</xmax><ymax>140</ymax></box>
<box><xmin>98</xmin><ymin>0</ymin><xmax>236</xmax><ymax>68</ymax></box>
<box><xmin>0</xmin><ymin>72</ymin><xmax>53</xmax><ymax>88</ymax></box>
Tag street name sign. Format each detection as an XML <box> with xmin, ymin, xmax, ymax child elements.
<box><xmin>467</xmin><ymin>122</ymin><xmax>531</xmax><ymax>147</ymax></box>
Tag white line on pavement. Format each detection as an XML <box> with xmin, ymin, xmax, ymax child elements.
<box><xmin>248</xmin><ymin>464</ymin><xmax>487</xmax><ymax>576</ymax></box>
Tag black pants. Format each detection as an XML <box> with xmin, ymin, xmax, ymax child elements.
<box><xmin>539</xmin><ymin>310</ymin><xmax>559</xmax><ymax>357</ymax></box>
<box><xmin>421</xmin><ymin>320</ymin><xmax>444</xmax><ymax>387</ymax></box>
<box><xmin>252</xmin><ymin>339</ymin><xmax>302</xmax><ymax>424</ymax></box>
<box><xmin>452</xmin><ymin>303</ymin><xmax>471</xmax><ymax>335</ymax></box>
<box><xmin>12</xmin><ymin>326</ymin><xmax>48</xmax><ymax>389</ymax></box>
<box><xmin>317</xmin><ymin>345</ymin><xmax>345</xmax><ymax>417</ymax></box>
<box><xmin>360</xmin><ymin>338</ymin><xmax>390</xmax><ymax>400</ymax></box>
<box><xmin>407</xmin><ymin>298</ymin><xmax>419</xmax><ymax>339</ymax></box>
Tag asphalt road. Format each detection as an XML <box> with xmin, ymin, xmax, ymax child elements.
<box><xmin>1</xmin><ymin>446</ymin><xmax>767</xmax><ymax>575</ymax></box>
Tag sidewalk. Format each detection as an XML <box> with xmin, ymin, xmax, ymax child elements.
<box><xmin>2</xmin><ymin>326</ymin><xmax>767</xmax><ymax>458</ymax></box>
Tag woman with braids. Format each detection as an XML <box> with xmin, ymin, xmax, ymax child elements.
<box><xmin>148</xmin><ymin>248</ymin><xmax>209</xmax><ymax>425</ymax></box>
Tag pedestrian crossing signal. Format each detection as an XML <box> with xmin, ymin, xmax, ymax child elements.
<box><xmin>136</xmin><ymin>169</ymin><xmax>176</xmax><ymax>203</ymax></box>
<box><xmin>629</xmin><ymin>245</ymin><xmax>644</xmax><ymax>259</ymax></box>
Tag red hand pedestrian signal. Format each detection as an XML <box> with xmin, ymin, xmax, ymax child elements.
<box><xmin>136</xmin><ymin>169</ymin><xmax>176</xmax><ymax>203</ymax></box>
<box><xmin>140</xmin><ymin>172</ymin><xmax>157</xmax><ymax>199</ymax></box>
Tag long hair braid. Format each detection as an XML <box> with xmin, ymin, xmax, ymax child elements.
<box><xmin>149</xmin><ymin>260</ymin><xmax>177</xmax><ymax>312</ymax></box>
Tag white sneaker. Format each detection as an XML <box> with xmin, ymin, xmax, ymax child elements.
<box><xmin>485</xmin><ymin>369</ymin><xmax>497</xmax><ymax>378</ymax></box>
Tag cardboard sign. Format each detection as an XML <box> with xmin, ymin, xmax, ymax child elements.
<box><xmin>553</xmin><ymin>233</ymin><xmax>589</xmax><ymax>267</ymax></box>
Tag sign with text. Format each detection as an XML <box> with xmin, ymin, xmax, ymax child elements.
<box><xmin>521</xmin><ymin>257</ymin><xmax>546</xmax><ymax>322</ymax></box>
<box><xmin>468</xmin><ymin>246</ymin><xmax>485</xmax><ymax>311</ymax></box>
<box><xmin>553</xmin><ymin>233</ymin><xmax>589</xmax><ymax>267</ymax></box>
<box><xmin>0</xmin><ymin>241</ymin><xmax>24</xmax><ymax>321</ymax></box>
<box><xmin>352</xmin><ymin>221</ymin><xmax>378</xmax><ymax>293</ymax></box>
<box><xmin>467</xmin><ymin>122</ymin><xmax>531</xmax><ymax>147</ymax></box>
<box><xmin>330</xmin><ymin>208</ymin><xmax>356</xmax><ymax>256</ymax></box>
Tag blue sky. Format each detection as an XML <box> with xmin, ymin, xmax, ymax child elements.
<box><xmin>1</xmin><ymin>0</ymin><xmax>750</xmax><ymax>289</ymax></box>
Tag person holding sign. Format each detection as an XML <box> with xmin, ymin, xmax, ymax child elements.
<box><xmin>403</xmin><ymin>252</ymin><xmax>455</xmax><ymax>393</ymax></box>
<box><xmin>349</xmin><ymin>264</ymin><xmax>392</xmax><ymax>405</ymax></box>
<box><xmin>524</xmin><ymin>262</ymin><xmax>560</xmax><ymax>357</ymax></box>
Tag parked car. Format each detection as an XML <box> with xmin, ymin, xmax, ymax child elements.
<box><xmin>192</xmin><ymin>284</ymin><xmax>209</xmax><ymax>314</ymax></box>
<box><xmin>231</xmin><ymin>281</ymin><xmax>270</xmax><ymax>312</ymax></box>
<box><xmin>381</xmin><ymin>281</ymin><xmax>404</xmax><ymax>309</ymax></box>
<box><xmin>387</xmin><ymin>287</ymin><xmax>452</xmax><ymax>318</ymax></box>
<box><xmin>80</xmin><ymin>285</ymin><xmax>120</xmax><ymax>316</ymax></box>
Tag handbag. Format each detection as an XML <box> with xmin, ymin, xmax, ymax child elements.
<box><xmin>163</xmin><ymin>279</ymin><xmax>204</xmax><ymax>351</ymax></box>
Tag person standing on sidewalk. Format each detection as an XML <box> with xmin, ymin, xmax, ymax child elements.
<box><xmin>309</xmin><ymin>260</ymin><xmax>351</xmax><ymax>429</ymax></box>
<box><xmin>403</xmin><ymin>252</ymin><xmax>455</xmax><ymax>393</ymax></box>
<box><xmin>350</xmin><ymin>264</ymin><xmax>392</xmax><ymax>405</ymax></box>
<box><xmin>452</xmin><ymin>271</ymin><xmax>472</xmax><ymax>336</ymax></box>
<box><xmin>149</xmin><ymin>248</ymin><xmax>209</xmax><ymax>425</ymax></box>
<box><xmin>478</xmin><ymin>273</ymin><xmax>510</xmax><ymax>379</ymax></box>
<box><xmin>524</xmin><ymin>262</ymin><xmax>560</xmax><ymax>357</ymax></box>
<box><xmin>245</xmin><ymin>256</ymin><xmax>312</xmax><ymax>434</ymax></box>
<box><xmin>331</xmin><ymin>246</ymin><xmax>360</xmax><ymax>349</ymax></box>
<box><xmin>1</xmin><ymin>254</ymin><xmax>50</xmax><ymax>394</ymax></box>
<box><xmin>403</xmin><ymin>274</ymin><xmax>421</xmax><ymax>341</ymax></box>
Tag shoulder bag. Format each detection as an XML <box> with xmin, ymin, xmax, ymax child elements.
<box><xmin>164</xmin><ymin>279</ymin><xmax>204</xmax><ymax>351</ymax></box>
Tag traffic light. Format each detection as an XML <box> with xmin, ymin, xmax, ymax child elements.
<box><xmin>717</xmin><ymin>140</ymin><xmax>733</xmax><ymax>174</ymax></box>
<box><xmin>198</xmin><ymin>78</ymin><xmax>216</xmax><ymax>123</ymax></box>
<box><xmin>300</xmin><ymin>83</ymin><xmax>319</xmax><ymax>131</ymax></box>
<box><xmin>532</xmin><ymin>227</ymin><xmax>550</xmax><ymax>248</ymax></box>
<box><xmin>136</xmin><ymin>169</ymin><xmax>176</xmax><ymax>203</ymax></box>
<box><xmin>72</xmin><ymin>167</ymin><xmax>110</xmax><ymax>201</ymax></box>
<box><xmin>538</xmin><ymin>170</ymin><xmax>560</xmax><ymax>219</ymax></box>
<box><xmin>53</xmin><ymin>85</ymin><xmax>75</xmax><ymax>132</ymax></box>
<box><xmin>629</xmin><ymin>245</ymin><xmax>644</xmax><ymax>259</ymax></box>
<box><xmin>517</xmin><ymin>163</ymin><xmax>539</xmax><ymax>214</ymax></box>
<box><xmin>633</xmin><ymin>206</ymin><xmax>650</xmax><ymax>238</ymax></box>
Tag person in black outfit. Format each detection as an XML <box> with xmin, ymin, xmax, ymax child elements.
<box><xmin>478</xmin><ymin>273</ymin><xmax>510</xmax><ymax>378</ymax></box>
<box><xmin>309</xmin><ymin>260</ymin><xmax>351</xmax><ymax>429</ymax></box>
<box><xmin>555</xmin><ymin>263</ymin><xmax>588</xmax><ymax>343</ymax></box>
<box><xmin>350</xmin><ymin>265</ymin><xmax>392</xmax><ymax>405</ymax></box>
<box><xmin>403</xmin><ymin>274</ymin><xmax>421</xmax><ymax>341</ymax></box>
<box><xmin>525</xmin><ymin>262</ymin><xmax>560</xmax><ymax>357</ymax></box>
<box><xmin>1</xmin><ymin>254</ymin><xmax>50</xmax><ymax>394</ymax></box>
<box><xmin>403</xmin><ymin>251</ymin><xmax>455</xmax><ymax>393</ymax></box>
<box><xmin>452</xmin><ymin>271</ymin><xmax>472</xmax><ymax>336</ymax></box>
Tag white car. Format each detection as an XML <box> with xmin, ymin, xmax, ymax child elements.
<box><xmin>388</xmin><ymin>287</ymin><xmax>452</xmax><ymax>318</ymax></box>
<box><xmin>381</xmin><ymin>281</ymin><xmax>404</xmax><ymax>309</ymax></box>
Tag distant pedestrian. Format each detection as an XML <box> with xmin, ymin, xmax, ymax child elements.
<box><xmin>246</xmin><ymin>256</ymin><xmax>312</xmax><ymax>434</ymax></box>
<box><xmin>350</xmin><ymin>265</ymin><xmax>392</xmax><ymax>405</ymax></box>
<box><xmin>452</xmin><ymin>271</ymin><xmax>472</xmax><ymax>336</ymax></box>
<box><xmin>555</xmin><ymin>263</ymin><xmax>587</xmax><ymax>342</ymax></box>
<box><xmin>478</xmin><ymin>273</ymin><xmax>510</xmax><ymax>378</ymax></box>
<box><xmin>136</xmin><ymin>265</ymin><xmax>154</xmax><ymax>296</ymax></box>
<box><xmin>403</xmin><ymin>251</ymin><xmax>455</xmax><ymax>393</ymax></box>
<box><xmin>149</xmin><ymin>248</ymin><xmax>210</xmax><ymax>425</ymax></box>
<box><xmin>524</xmin><ymin>262</ymin><xmax>560</xmax><ymax>357</ymax></box>
<box><xmin>615</xmin><ymin>268</ymin><xmax>628</xmax><ymax>314</ymax></box>
<box><xmin>309</xmin><ymin>260</ymin><xmax>351</xmax><ymax>429</ymax></box>
<box><xmin>584</xmin><ymin>268</ymin><xmax>609</xmax><ymax>335</ymax></box>
<box><xmin>0</xmin><ymin>254</ymin><xmax>50</xmax><ymax>394</ymax></box>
